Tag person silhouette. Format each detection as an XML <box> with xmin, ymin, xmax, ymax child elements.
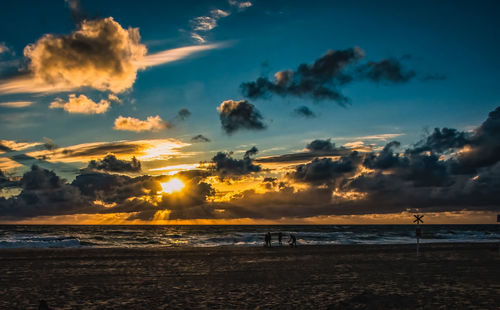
<box><xmin>278</xmin><ymin>232</ymin><xmax>283</xmax><ymax>246</ymax></box>
<box><xmin>266</xmin><ymin>232</ymin><xmax>272</xmax><ymax>247</ymax></box>
<box><xmin>288</xmin><ymin>234</ymin><xmax>297</xmax><ymax>247</ymax></box>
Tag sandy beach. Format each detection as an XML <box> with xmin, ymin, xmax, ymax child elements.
<box><xmin>0</xmin><ymin>243</ymin><xmax>499</xmax><ymax>309</ymax></box>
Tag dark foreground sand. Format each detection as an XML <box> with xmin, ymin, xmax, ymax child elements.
<box><xmin>0</xmin><ymin>243</ymin><xmax>499</xmax><ymax>309</ymax></box>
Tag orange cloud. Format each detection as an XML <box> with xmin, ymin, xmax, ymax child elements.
<box><xmin>113</xmin><ymin>115</ymin><xmax>170</xmax><ymax>132</ymax></box>
<box><xmin>49</xmin><ymin>94</ymin><xmax>111</xmax><ymax>114</ymax></box>
<box><xmin>0</xmin><ymin>17</ymin><xmax>223</xmax><ymax>95</ymax></box>
<box><xmin>24</xmin><ymin>17</ymin><xmax>146</xmax><ymax>93</ymax></box>
<box><xmin>0</xmin><ymin>101</ymin><xmax>34</xmax><ymax>108</ymax></box>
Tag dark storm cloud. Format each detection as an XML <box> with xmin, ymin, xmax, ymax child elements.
<box><xmin>244</xmin><ymin>146</ymin><xmax>258</xmax><ymax>158</ymax></box>
<box><xmin>456</xmin><ymin>106</ymin><xmax>500</xmax><ymax>170</ymax></box>
<box><xmin>409</xmin><ymin>128</ymin><xmax>468</xmax><ymax>155</ymax></box>
<box><xmin>306</xmin><ymin>139</ymin><xmax>335</xmax><ymax>153</ymax></box>
<box><xmin>241</xmin><ymin>47</ymin><xmax>365</xmax><ymax>105</ymax></box>
<box><xmin>290</xmin><ymin>151</ymin><xmax>362</xmax><ymax>185</ymax></box>
<box><xmin>363</xmin><ymin>141</ymin><xmax>404</xmax><ymax>170</ymax></box>
<box><xmin>211</xmin><ymin>147</ymin><xmax>261</xmax><ymax>177</ymax></box>
<box><xmin>356</xmin><ymin>58</ymin><xmax>416</xmax><ymax>83</ymax></box>
<box><xmin>0</xmin><ymin>165</ymin><xmax>215</xmax><ymax>220</ymax></box>
<box><xmin>217</xmin><ymin>100</ymin><xmax>266</xmax><ymax>134</ymax></box>
<box><xmin>240</xmin><ymin>48</ymin><xmax>442</xmax><ymax>105</ymax></box>
<box><xmin>83</xmin><ymin>155</ymin><xmax>141</xmax><ymax>173</ymax></box>
<box><xmin>0</xmin><ymin>165</ymin><xmax>92</xmax><ymax>219</ymax></box>
<box><xmin>191</xmin><ymin>134</ymin><xmax>211</xmax><ymax>143</ymax></box>
<box><xmin>293</xmin><ymin>106</ymin><xmax>316</xmax><ymax>118</ymax></box>
<box><xmin>2</xmin><ymin>107</ymin><xmax>500</xmax><ymax>221</ymax></box>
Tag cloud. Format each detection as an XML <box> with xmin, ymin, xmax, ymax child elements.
<box><xmin>49</xmin><ymin>94</ymin><xmax>111</xmax><ymax>114</ymax></box>
<box><xmin>24</xmin><ymin>17</ymin><xmax>147</xmax><ymax>93</ymax></box>
<box><xmin>290</xmin><ymin>151</ymin><xmax>362</xmax><ymax>185</ymax></box>
<box><xmin>84</xmin><ymin>154</ymin><xmax>141</xmax><ymax>173</ymax></box>
<box><xmin>191</xmin><ymin>134</ymin><xmax>211</xmax><ymax>143</ymax></box>
<box><xmin>107</xmin><ymin>93</ymin><xmax>121</xmax><ymax>103</ymax></box>
<box><xmin>25</xmin><ymin>139</ymin><xmax>188</xmax><ymax>163</ymax></box>
<box><xmin>138</xmin><ymin>43</ymin><xmax>223</xmax><ymax>66</ymax></box>
<box><xmin>211</xmin><ymin>146</ymin><xmax>261</xmax><ymax>177</ymax></box>
<box><xmin>190</xmin><ymin>9</ymin><xmax>230</xmax><ymax>43</ymax></box>
<box><xmin>256</xmin><ymin>139</ymin><xmax>350</xmax><ymax>163</ymax></box>
<box><xmin>454</xmin><ymin>106</ymin><xmax>500</xmax><ymax>171</ymax></box>
<box><xmin>409</xmin><ymin>128</ymin><xmax>468</xmax><ymax>155</ymax></box>
<box><xmin>65</xmin><ymin>0</ymin><xmax>87</xmax><ymax>24</ymax></box>
<box><xmin>241</xmin><ymin>49</ymin><xmax>435</xmax><ymax>105</ymax></box>
<box><xmin>3</xmin><ymin>107</ymin><xmax>500</xmax><ymax>222</ymax></box>
<box><xmin>217</xmin><ymin>99</ymin><xmax>266</xmax><ymax>134</ymax></box>
<box><xmin>0</xmin><ymin>101</ymin><xmax>34</xmax><ymax>108</ymax></box>
<box><xmin>0</xmin><ymin>165</ymin><xmax>215</xmax><ymax>220</ymax></box>
<box><xmin>241</xmin><ymin>47</ymin><xmax>365</xmax><ymax>105</ymax></box>
<box><xmin>176</xmin><ymin>108</ymin><xmax>191</xmax><ymax>121</ymax></box>
<box><xmin>0</xmin><ymin>18</ymin><xmax>222</xmax><ymax>95</ymax></box>
<box><xmin>306</xmin><ymin>139</ymin><xmax>336</xmax><ymax>153</ymax></box>
<box><xmin>229</xmin><ymin>0</ymin><xmax>253</xmax><ymax>10</ymax></box>
<box><xmin>293</xmin><ymin>106</ymin><xmax>316</xmax><ymax>118</ymax></box>
<box><xmin>356</xmin><ymin>58</ymin><xmax>416</xmax><ymax>83</ymax></box>
<box><xmin>0</xmin><ymin>140</ymin><xmax>42</xmax><ymax>153</ymax></box>
<box><xmin>113</xmin><ymin>115</ymin><xmax>170</xmax><ymax>132</ymax></box>
<box><xmin>42</xmin><ymin>138</ymin><xmax>58</xmax><ymax>151</ymax></box>
<box><xmin>0</xmin><ymin>42</ymin><xmax>9</xmax><ymax>54</ymax></box>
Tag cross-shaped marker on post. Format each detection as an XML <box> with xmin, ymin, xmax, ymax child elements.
<box><xmin>413</xmin><ymin>214</ymin><xmax>424</xmax><ymax>224</ymax></box>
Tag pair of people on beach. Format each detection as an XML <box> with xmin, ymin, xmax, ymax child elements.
<box><xmin>264</xmin><ymin>232</ymin><xmax>297</xmax><ymax>247</ymax></box>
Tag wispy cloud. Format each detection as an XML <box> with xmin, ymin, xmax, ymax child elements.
<box><xmin>138</xmin><ymin>43</ymin><xmax>223</xmax><ymax>67</ymax></box>
<box><xmin>0</xmin><ymin>101</ymin><xmax>34</xmax><ymax>108</ymax></box>
<box><xmin>335</xmin><ymin>133</ymin><xmax>404</xmax><ymax>141</ymax></box>
<box><xmin>190</xmin><ymin>1</ymin><xmax>252</xmax><ymax>43</ymax></box>
<box><xmin>24</xmin><ymin>139</ymin><xmax>189</xmax><ymax>163</ymax></box>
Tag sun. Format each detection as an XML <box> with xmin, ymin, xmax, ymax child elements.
<box><xmin>160</xmin><ymin>178</ymin><xmax>185</xmax><ymax>194</ymax></box>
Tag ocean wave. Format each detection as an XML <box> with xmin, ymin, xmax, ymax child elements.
<box><xmin>0</xmin><ymin>235</ymin><xmax>81</xmax><ymax>248</ymax></box>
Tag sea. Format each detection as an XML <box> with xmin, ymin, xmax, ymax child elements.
<box><xmin>0</xmin><ymin>225</ymin><xmax>498</xmax><ymax>249</ymax></box>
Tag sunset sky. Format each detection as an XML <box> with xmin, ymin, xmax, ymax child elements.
<box><xmin>0</xmin><ymin>0</ymin><xmax>499</xmax><ymax>224</ymax></box>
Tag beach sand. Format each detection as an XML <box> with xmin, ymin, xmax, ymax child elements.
<box><xmin>0</xmin><ymin>243</ymin><xmax>499</xmax><ymax>309</ymax></box>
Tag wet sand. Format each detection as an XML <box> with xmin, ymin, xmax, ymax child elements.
<box><xmin>0</xmin><ymin>243</ymin><xmax>499</xmax><ymax>309</ymax></box>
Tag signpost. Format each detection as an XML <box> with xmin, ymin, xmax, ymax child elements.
<box><xmin>497</xmin><ymin>215</ymin><xmax>500</xmax><ymax>254</ymax></box>
<box><xmin>413</xmin><ymin>214</ymin><xmax>424</xmax><ymax>256</ymax></box>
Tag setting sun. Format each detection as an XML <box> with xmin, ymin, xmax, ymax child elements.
<box><xmin>160</xmin><ymin>178</ymin><xmax>185</xmax><ymax>194</ymax></box>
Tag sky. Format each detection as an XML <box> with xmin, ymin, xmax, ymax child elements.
<box><xmin>0</xmin><ymin>0</ymin><xmax>499</xmax><ymax>224</ymax></box>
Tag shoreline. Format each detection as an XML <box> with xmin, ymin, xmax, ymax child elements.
<box><xmin>0</xmin><ymin>240</ymin><xmax>498</xmax><ymax>251</ymax></box>
<box><xmin>1</xmin><ymin>242</ymin><xmax>499</xmax><ymax>309</ymax></box>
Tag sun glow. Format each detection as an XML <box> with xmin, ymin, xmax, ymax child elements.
<box><xmin>160</xmin><ymin>178</ymin><xmax>185</xmax><ymax>194</ymax></box>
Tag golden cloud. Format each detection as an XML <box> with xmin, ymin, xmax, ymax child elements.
<box><xmin>25</xmin><ymin>138</ymin><xmax>189</xmax><ymax>163</ymax></box>
<box><xmin>0</xmin><ymin>139</ymin><xmax>42</xmax><ymax>152</ymax></box>
<box><xmin>0</xmin><ymin>16</ymin><xmax>223</xmax><ymax>95</ymax></box>
<box><xmin>0</xmin><ymin>101</ymin><xmax>34</xmax><ymax>108</ymax></box>
<box><xmin>24</xmin><ymin>17</ymin><xmax>147</xmax><ymax>93</ymax></box>
<box><xmin>49</xmin><ymin>94</ymin><xmax>111</xmax><ymax>114</ymax></box>
<box><xmin>113</xmin><ymin>115</ymin><xmax>170</xmax><ymax>132</ymax></box>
